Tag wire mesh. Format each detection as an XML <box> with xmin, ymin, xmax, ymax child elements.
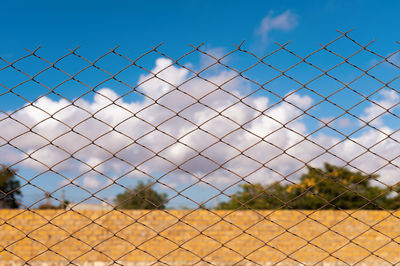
<box><xmin>0</xmin><ymin>30</ymin><xmax>400</xmax><ymax>265</ymax></box>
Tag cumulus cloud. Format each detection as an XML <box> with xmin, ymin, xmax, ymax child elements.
<box><xmin>255</xmin><ymin>10</ymin><xmax>298</xmax><ymax>43</ymax></box>
<box><xmin>0</xmin><ymin>57</ymin><xmax>399</xmax><ymax>197</ymax></box>
<box><xmin>360</xmin><ymin>89</ymin><xmax>399</xmax><ymax>127</ymax></box>
<box><xmin>82</xmin><ymin>175</ymin><xmax>102</xmax><ymax>190</ymax></box>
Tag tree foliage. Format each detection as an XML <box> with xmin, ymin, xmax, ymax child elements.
<box><xmin>217</xmin><ymin>163</ymin><xmax>400</xmax><ymax>210</ymax></box>
<box><xmin>0</xmin><ymin>165</ymin><xmax>22</xmax><ymax>209</ymax></box>
<box><xmin>114</xmin><ymin>181</ymin><xmax>168</xmax><ymax>209</ymax></box>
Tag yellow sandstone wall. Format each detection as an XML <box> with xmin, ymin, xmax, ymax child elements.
<box><xmin>0</xmin><ymin>210</ymin><xmax>399</xmax><ymax>265</ymax></box>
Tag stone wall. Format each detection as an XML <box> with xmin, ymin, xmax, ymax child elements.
<box><xmin>1</xmin><ymin>210</ymin><xmax>399</xmax><ymax>265</ymax></box>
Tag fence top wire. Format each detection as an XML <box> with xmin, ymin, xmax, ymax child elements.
<box><xmin>0</xmin><ymin>31</ymin><xmax>400</xmax><ymax>265</ymax></box>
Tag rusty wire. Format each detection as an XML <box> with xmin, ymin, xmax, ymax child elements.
<box><xmin>0</xmin><ymin>30</ymin><xmax>400</xmax><ymax>265</ymax></box>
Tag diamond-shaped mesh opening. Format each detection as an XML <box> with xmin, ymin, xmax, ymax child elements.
<box><xmin>52</xmin><ymin>80</ymin><xmax>93</xmax><ymax>102</ymax></box>
<box><xmin>1</xmin><ymin>31</ymin><xmax>400</xmax><ymax>265</ymax></box>
<box><xmin>72</xmin><ymin>64</ymin><xmax>115</xmax><ymax>89</ymax></box>
<box><xmin>241</xmin><ymin>61</ymin><xmax>282</xmax><ymax>85</ymax></box>
<box><xmin>11</xmin><ymin>81</ymin><xmax>52</xmax><ymax>103</ymax></box>
<box><xmin>286</xmin><ymin>60</ymin><xmax>324</xmax><ymax>85</ymax></box>
<box><xmin>368</xmin><ymin>60</ymin><xmax>400</xmax><ymax>83</ymax></box>
<box><xmin>0</xmin><ymin>64</ymin><xmax>32</xmax><ymax>89</ymax></box>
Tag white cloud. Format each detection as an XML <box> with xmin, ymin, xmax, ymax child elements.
<box><xmin>337</xmin><ymin>118</ymin><xmax>352</xmax><ymax>128</ymax></box>
<box><xmin>318</xmin><ymin>117</ymin><xmax>352</xmax><ymax>128</ymax></box>
<box><xmin>255</xmin><ymin>10</ymin><xmax>298</xmax><ymax>43</ymax></box>
<box><xmin>0</xmin><ymin>57</ymin><xmax>399</xmax><ymax>196</ymax></box>
<box><xmin>82</xmin><ymin>175</ymin><xmax>101</xmax><ymax>190</ymax></box>
<box><xmin>360</xmin><ymin>89</ymin><xmax>399</xmax><ymax>127</ymax></box>
<box><xmin>138</xmin><ymin>58</ymin><xmax>189</xmax><ymax>99</ymax></box>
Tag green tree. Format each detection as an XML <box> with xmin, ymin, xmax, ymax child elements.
<box><xmin>287</xmin><ymin>163</ymin><xmax>395</xmax><ymax>209</ymax></box>
<box><xmin>0</xmin><ymin>165</ymin><xmax>22</xmax><ymax>209</ymax></box>
<box><xmin>217</xmin><ymin>182</ymin><xmax>290</xmax><ymax>210</ymax></box>
<box><xmin>217</xmin><ymin>163</ymin><xmax>399</xmax><ymax>210</ymax></box>
<box><xmin>114</xmin><ymin>181</ymin><xmax>168</xmax><ymax>209</ymax></box>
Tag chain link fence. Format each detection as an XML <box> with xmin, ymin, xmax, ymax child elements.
<box><xmin>0</xmin><ymin>30</ymin><xmax>400</xmax><ymax>265</ymax></box>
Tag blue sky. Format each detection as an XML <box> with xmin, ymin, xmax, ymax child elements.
<box><xmin>1</xmin><ymin>0</ymin><xmax>400</xmax><ymax>209</ymax></box>
<box><xmin>1</xmin><ymin>0</ymin><xmax>400</xmax><ymax>58</ymax></box>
